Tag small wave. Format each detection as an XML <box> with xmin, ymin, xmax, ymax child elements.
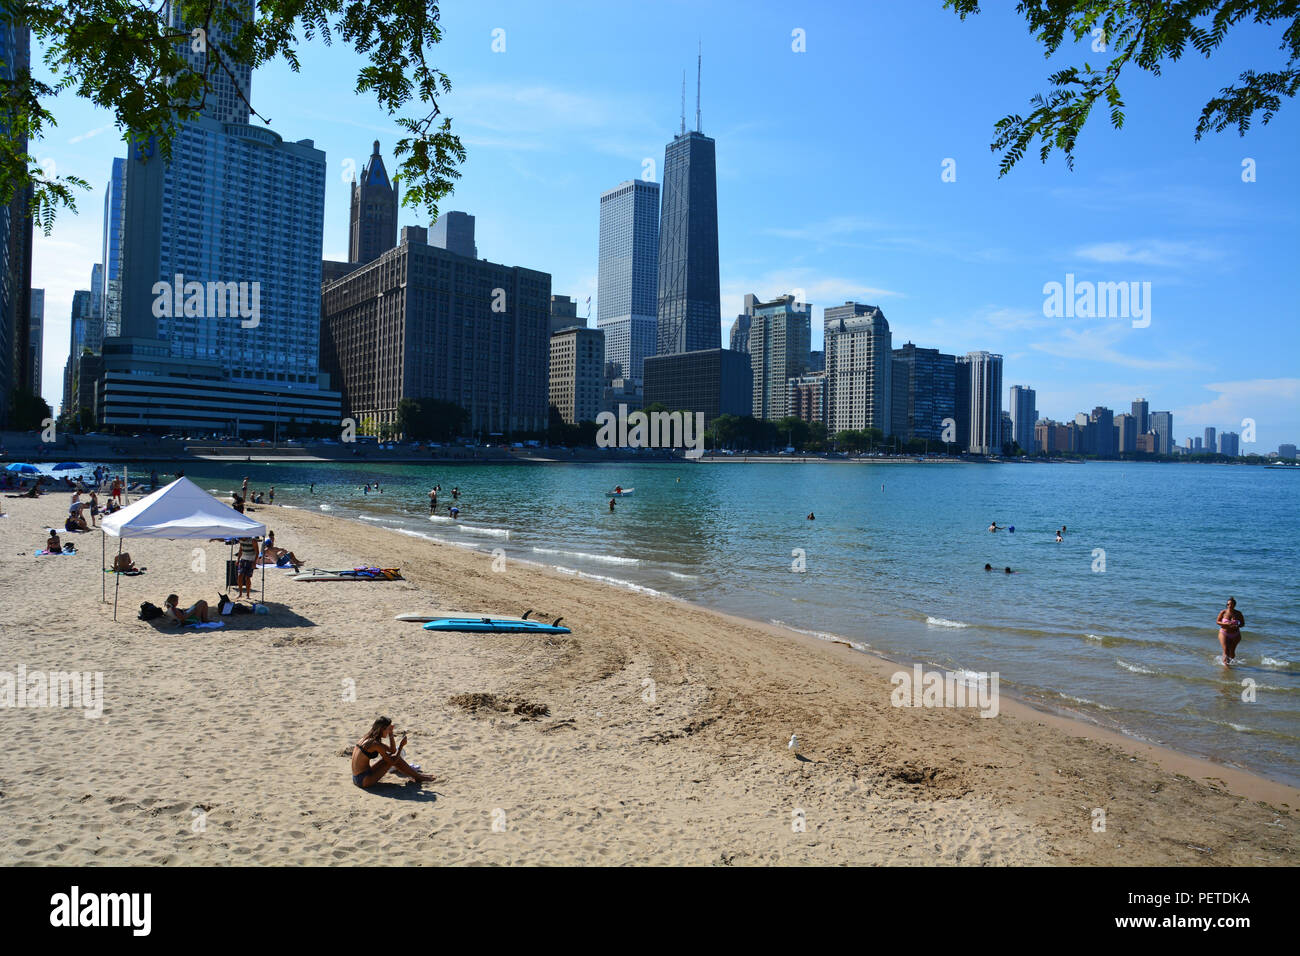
<box><xmin>532</xmin><ymin>547</ymin><xmax>639</xmax><ymax>566</ymax></box>
<box><xmin>770</xmin><ymin>619</ymin><xmax>870</xmax><ymax>652</ymax></box>
<box><xmin>359</xmin><ymin>515</ymin><xmax>386</xmax><ymax>522</ymax></box>
<box><xmin>667</xmin><ymin>571</ymin><xmax>699</xmax><ymax>580</ymax></box>
<box><xmin>319</xmin><ymin>504</ymin><xmax>333</xmax><ymax>511</ymax></box>
<box><xmin>427</xmin><ymin>515</ymin><xmax>457</xmax><ymax>523</ymax></box>
<box><xmin>1116</xmin><ymin>659</ymin><xmax>1156</xmax><ymax>675</ymax></box>
<box><xmin>1260</xmin><ymin>657</ymin><xmax>1292</xmax><ymax>668</ymax></box>
<box><xmin>926</xmin><ymin>616</ymin><xmax>969</xmax><ymax>629</ymax></box>
<box><xmin>950</xmin><ymin>668</ymin><xmax>992</xmax><ymax>687</ymax></box>
<box><xmin>554</xmin><ymin>566</ymin><xmax>665</xmax><ymax>597</ymax></box>
<box><xmin>280</xmin><ymin>504</ymin><xmax>298</xmax><ymax>510</ymax></box>
<box><xmin>458</xmin><ymin>524</ymin><xmax>510</xmax><ymax>539</ymax></box>
<box><xmin>1057</xmin><ymin>692</ymin><xmax>1113</xmax><ymax>711</ymax></box>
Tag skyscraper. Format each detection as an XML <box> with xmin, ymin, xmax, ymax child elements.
<box><xmin>0</xmin><ymin>14</ymin><xmax>33</xmax><ymax>424</ymax></box>
<box><xmin>28</xmin><ymin>288</ymin><xmax>43</xmax><ymax>398</ymax></box>
<box><xmin>748</xmin><ymin>295</ymin><xmax>811</xmax><ymax>420</ymax></box>
<box><xmin>656</xmin><ymin>102</ymin><xmax>720</xmax><ymax>355</ymax></box>
<box><xmin>550</xmin><ymin>295</ymin><xmax>579</xmax><ymax>335</ymax></box>
<box><xmin>1150</xmin><ymin>411</ymin><xmax>1174</xmax><ymax>455</ymax></box>
<box><xmin>1009</xmin><ymin>385</ymin><xmax>1038</xmax><ymax>453</ymax></box>
<box><xmin>1218</xmin><ymin>431</ymin><xmax>1240</xmax><ymax>457</ymax></box>
<box><xmin>107</xmin><ymin>0</ymin><xmax>339</xmax><ymax>433</ymax></box>
<box><xmin>1090</xmin><ymin>406</ymin><xmax>1115</xmax><ymax>456</ymax></box>
<box><xmin>1132</xmin><ymin>398</ymin><xmax>1149</xmax><ymax>436</ymax></box>
<box><xmin>825</xmin><ymin>304</ymin><xmax>892</xmax><ymax>435</ymax></box>
<box><xmin>891</xmin><ymin>342</ymin><xmax>957</xmax><ymax>442</ymax></box>
<box><xmin>549</xmin><ymin>326</ymin><xmax>605</xmax><ymax>425</ymax></box>
<box><xmin>1204</xmin><ymin>426</ymin><xmax>1216</xmax><ymax>453</ymax></box>
<box><xmin>101</xmin><ymin>158</ymin><xmax>126</xmax><ymax>338</ymax></box>
<box><xmin>349</xmin><ymin>141</ymin><xmax>398</xmax><ymax>266</ymax></box>
<box><xmin>960</xmin><ymin>351</ymin><xmax>1003</xmax><ymax>455</ymax></box>
<box><xmin>430</xmin><ymin>211</ymin><xmax>477</xmax><ymax>260</ymax></box>
<box><xmin>597</xmin><ymin>179</ymin><xmax>659</xmax><ymax>379</ymax></box>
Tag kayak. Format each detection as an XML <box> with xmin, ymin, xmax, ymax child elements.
<box><xmin>605</xmin><ymin>488</ymin><xmax>634</xmax><ymax>496</ymax></box>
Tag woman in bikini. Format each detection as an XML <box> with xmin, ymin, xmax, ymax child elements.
<box><xmin>350</xmin><ymin>717</ymin><xmax>435</xmax><ymax>788</ymax></box>
<box><xmin>163</xmin><ymin>594</ymin><xmax>211</xmax><ymax>625</ymax></box>
<box><xmin>1216</xmin><ymin>597</ymin><xmax>1245</xmax><ymax>665</ymax></box>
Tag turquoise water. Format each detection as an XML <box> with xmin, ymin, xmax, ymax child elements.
<box><xmin>116</xmin><ymin>459</ymin><xmax>1300</xmax><ymax>784</ymax></box>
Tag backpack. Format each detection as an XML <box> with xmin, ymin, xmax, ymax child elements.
<box><xmin>139</xmin><ymin>602</ymin><xmax>164</xmax><ymax>621</ymax></box>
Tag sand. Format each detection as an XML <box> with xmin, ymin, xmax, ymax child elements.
<box><xmin>0</xmin><ymin>487</ymin><xmax>1295</xmax><ymax>865</ymax></box>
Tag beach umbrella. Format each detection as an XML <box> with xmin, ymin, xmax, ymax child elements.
<box><xmin>53</xmin><ymin>462</ymin><xmax>82</xmax><ymax>470</ymax></box>
<box><xmin>4</xmin><ymin>462</ymin><xmax>39</xmax><ymax>474</ymax></box>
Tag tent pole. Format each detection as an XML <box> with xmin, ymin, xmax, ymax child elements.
<box><xmin>260</xmin><ymin>536</ymin><xmax>266</xmax><ymax>607</ymax></box>
<box><xmin>113</xmin><ymin>539</ymin><xmax>122</xmax><ymax>621</ymax></box>
<box><xmin>101</xmin><ymin>533</ymin><xmax>106</xmax><ymax>603</ymax></box>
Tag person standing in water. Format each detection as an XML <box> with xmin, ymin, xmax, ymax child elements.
<box><xmin>429</xmin><ymin>489</ymin><xmax>438</xmax><ymax>513</ymax></box>
<box><xmin>1216</xmin><ymin>597</ymin><xmax>1245</xmax><ymax>664</ymax></box>
<box><xmin>609</xmin><ymin>497</ymin><xmax>616</xmax><ymax>512</ymax></box>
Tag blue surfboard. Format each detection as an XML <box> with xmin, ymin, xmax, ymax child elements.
<box><xmin>421</xmin><ymin>617</ymin><xmax>571</xmax><ymax>634</ymax></box>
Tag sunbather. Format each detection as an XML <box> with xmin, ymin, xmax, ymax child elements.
<box><xmin>112</xmin><ymin>551</ymin><xmax>139</xmax><ymax>573</ymax></box>
<box><xmin>46</xmin><ymin>529</ymin><xmax>62</xmax><ymax>552</ymax></box>
<box><xmin>163</xmin><ymin>594</ymin><xmax>211</xmax><ymax>625</ymax></box>
<box><xmin>350</xmin><ymin>716</ymin><xmax>435</xmax><ymax>788</ymax></box>
<box><xmin>261</xmin><ymin>530</ymin><xmax>304</xmax><ymax>570</ymax></box>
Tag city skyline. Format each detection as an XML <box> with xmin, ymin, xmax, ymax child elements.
<box><xmin>22</xmin><ymin>1</ymin><xmax>1299</xmax><ymax>449</ymax></box>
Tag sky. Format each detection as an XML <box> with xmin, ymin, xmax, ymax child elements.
<box><xmin>28</xmin><ymin>0</ymin><xmax>1300</xmax><ymax>451</ymax></box>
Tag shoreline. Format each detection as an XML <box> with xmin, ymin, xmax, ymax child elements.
<box><xmin>2</xmin><ymin>491</ymin><xmax>1295</xmax><ymax>865</ymax></box>
<box><xmin>313</xmin><ymin>505</ymin><xmax>1300</xmax><ymax>804</ymax></box>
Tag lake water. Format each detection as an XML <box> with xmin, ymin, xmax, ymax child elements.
<box><xmin>105</xmin><ymin>458</ymin><xmax>1300</xmax><ymax>784</ymax></box>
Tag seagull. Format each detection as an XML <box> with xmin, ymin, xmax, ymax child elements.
<box><xmin>787</xmin><ymin>734</ymin><xmax>799</xmax><ymax>754</ymax></box>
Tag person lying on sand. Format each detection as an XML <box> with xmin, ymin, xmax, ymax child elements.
<box><xmin>112</xmin><ymin>551</ymin><xmax>140</xmax><ymax>573</ymax></box>
<box><xmin>350</xmin><ymin>716</ymin><xmax>435</xmax><ymax>788</ymax></box>
<box><xmin>163</xmin><ymin>594</ymin><xmax>211</xmax><ymax>625</ymax></box>
<box><xmin>260</xmin><ymin>539</ymin><xmax>304</xmax><ymax>571</ymax></box>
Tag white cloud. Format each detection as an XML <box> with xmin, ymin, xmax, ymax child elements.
<box><xmin>1175</xmin><ymin>378</ymin><xmax>1300</xmax><ymax>434</ymax></box>
<box><xmin>1072</xmin><ymin>239</ymin><xmax>1223</xmax><ymax>269</ymax></box>
<box><xmin>1029</xmin><ymin>325</ymin><xmax>1200</xmax><ymax>371</ymax></box>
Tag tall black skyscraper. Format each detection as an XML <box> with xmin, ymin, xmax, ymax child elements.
<box><xmin>1</xmin><ymin>15</ymin><xmax>34</xmax><ymax>424</ymax></box>
<box><xmin>350</xmin><ymin>140</ymin><xmax>399</xmax><ymax>266</ymax></box>
<box><xmin>656</xmin><ymin>61</ymin><xmax>720</xmax><ymax>355</ymax></box>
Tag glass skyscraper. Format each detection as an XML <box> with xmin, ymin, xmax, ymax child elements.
<box><xmin>0</xmin><ymin>14</ymin><xmax>33</xmax><ymax>424</ymax></box>
<box><xmin>597</xmin><ymin>179</ymin><xmax>659</xmax><ymax>379</ymax></box>
<box><xmin>101</xmin><ymin>158</ymin><xmax>126</xmax><ymax>339</ymax></box>
<box><xmin>656</xmin><ymin>131</ymin><xmax>720</xmax><ymax>355</ymax></box>
<box><xmin>960</xmin><ymin>351</ymin><xmax>1004</xmax><ymax>455</ymax></box>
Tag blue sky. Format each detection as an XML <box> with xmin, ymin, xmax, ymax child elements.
<box><xmin>30</xmin><ymin>0</ymin><xmax>1300</xmax><ymax>450</ymax></box>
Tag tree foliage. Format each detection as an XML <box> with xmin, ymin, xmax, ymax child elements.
<box><xmin>0</xmin><ymin>0</ymin><xmax>465</xmax><ymax>232</ymax></box>
<box><xmin>945</xmin><ymin>0</ymin><xmax>1300</xmax><ymax>174</ymax></box>
<box><xmin>397</xmin><ymin>396</ymin><xmax>467</xmax><ymax>441</ymax></box>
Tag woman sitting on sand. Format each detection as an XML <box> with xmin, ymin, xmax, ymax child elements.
<box><xmin>350</xmin><ymin>717</ymin><xmax>435</xmax><ymax>788</ymax></box>
<box><xmin>46</xmin><ymin>529</ymin><xmax>62</xmax><ymax>552</ymax></box>
<box><xmin>163</xmin><ymin>594</ymin><xmax>211</xmax><ymax>625</ymax></box>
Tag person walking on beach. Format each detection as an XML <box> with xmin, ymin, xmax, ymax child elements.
<box><xmin>241</xmin><ymin>476</ymin><xmax>250</xmax><ymax>501</ymax></box>
<box><xmin>268</xmin><ymin>486</ymin><xmax>275</xmax><ymax>505</ymax></box>
<box><xmin>1216</xmin><ymin>597</ymin><xmax>1245</xmax><ymax>664</ymax></box>
<box><xmin>235</xmin><ymin>537</ymin><xmax>258</xmax><ymax>600</ymax></box>
<box><xmin>351</xmin><ymin>717</ymin><xmax>435</xmax><ymax>788</ymax></box>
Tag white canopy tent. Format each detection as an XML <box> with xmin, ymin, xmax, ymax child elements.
<box><xmin>101</xmin><ymin>477</ymin><xmax>268</xmax><ymax>619</ymax></box>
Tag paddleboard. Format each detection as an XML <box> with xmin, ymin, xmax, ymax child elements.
<box><xmin>395</xmin><ymin>612</ymin><xmax>491</xmax><ymax>622</ymax></box>
<box><xmin>421</xmin><ymin>617</ymin><xmax>571</xmax><ymax>634</ymax></box>
<box><xmin>606</xmin><ymin>488</ymin><xmax>634</xmax><ymax>496</ymax></box>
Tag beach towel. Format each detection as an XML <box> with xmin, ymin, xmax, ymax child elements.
<box><xmin>35</xmin><ymin>549</ymin><xmax>75</xmax><ymax>556</ymax></box>
<box><xmin>105</xmin><ymin>568</ymin><xmax>146</xmax><ymax>575</ymax></box>
<box><xmin>191</xmin><ymin>621</ymin><xmax>224</xmax><ymax>629</ymax></box>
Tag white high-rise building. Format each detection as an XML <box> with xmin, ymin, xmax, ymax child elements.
<box><xmin>824</xmin><ymin>304</ymin><xmax>891</xmax><ymax>435</ymax></box>
<box><xmin>749</xmin><ymin>295</ymin><xmax>811</xmax><ymax>421</ymax></box>
<box><xmin>597</xmin><ymin>179</ymin><xmax>659</xmax><ymax>381</ymax></box>
<box><xmin>961</xmin><ymin>351</ymin><xmax>1003</xmax><ymax>455</ymax></box>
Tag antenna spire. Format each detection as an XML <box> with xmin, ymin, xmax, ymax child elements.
<box><xmin>695</xmin><ymin>42</ymin><xmax>701</xmax><ymax>132</ymax></box>
<box><xmin>680</xmin><ymin>71</ymin><xmax>685</xmax><ymax>135</ymax></box>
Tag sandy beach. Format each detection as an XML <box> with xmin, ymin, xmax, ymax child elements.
<box><xmin>0</xmin><ymin>486</ymin><xmax>1295</xmax><ymax>866</ymax></box>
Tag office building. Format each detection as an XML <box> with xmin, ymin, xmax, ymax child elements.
<box><xmin>349</xmin><ymin>140</ymin><xmax>398</xmax><ymax>266</ymax></box>
<box><xmin>549</xmin><ymin>326</ymin><xmax>605</xmax><ymax>425</ymax></box>
<box><xmin>27</xmin><ymin>287</ymin><xmax>42</xmax><ymax>398</ymax></box>
<box><xmin>1150</xmin><ymin>411</ymin><xmax>1174</xmax><ymax>455</ymax></box>
<box><xmin>1204</xmin><ymin>427</ymin><xmax>1216</xmax><ymax>453</ymax></box>
<box><xmin>1090</xmin><ymin>406</ymin><xmax>1115</xmax><ymax>457</ymax></box>
<box><xmin>321</xmin><ymin>227</ymin><xmax>550</xmax><ymax>436</ymax></box>
<box><xmin>0</xmin><ymin>15</ymin><xmax>33</xmax><ymax>425</ymax></box>
<box><xmin>430</xmin><ymin>210</ymin><xmax>477</xmax><ymax>260</ymax></box>
<box><xmin>1132</xmin><ymin>398</ymin><xmax>1149</xmax><ymax>436</ymax></box>
<box><xmin>101</xmin><ymin>157</ymin><xmax>126</xmax><ymax>338</ymax></box>
<box><xmin>643</xmin><ymin>348</ymin><xmax>751</xmax><ymax>429</ymax></box>
<box><xmin>63</xmin><ymin>290</ymin><xmax>92</xmax><ymax>417</ymax></box>
<box><xmin>1036</xmin><ymin>419</ymin><xmax>1076</xmax><ymax>454</ymax></box>
<box><xmin>960</xmin><ymin>351</ymin><xmax>1003</xmax><ymax>455</ymax></box>
<box><xmin>1009</xmin><ymin>385</ymin><xmax>1038</xmax><ymax>453</ymax></box>
<box><xmin>1218</xmin><ymin>431</ymin><xmax>1240</xmax><ymax>457</ymax></box>
<box><xmin>656</xmin><ymin>118</ymin><xmax>720</xmax><ymax>355</ymax></box>
<box><xmin>550</xmin><ymin>295</ymin><xmax>580</xmax><ymax>335</ymax></box>
<box><xmin>1114</xmin><ymin>412</ymin><xmax>1137</xmax><ymax>453</ymax></box>
<box><xmin>808</xmin><ymin>349</ymin><xmax>824</xmax><ymax>373</ymax></box>
<box><xmin>1278</xmin><ymin>443</ymin><xmax>1296</xmax><ymax>460</ymax></box>
<box><xmin>728</xmin><ymin>309</ymin><xmax>752</xmax><ymax>354</ymax></box>
<box><xmin>598</xmin><ymin>179</ymin><xmax>659</xmax><ymax>380</ymax></box>
<box><xmin>1193</xmin><ymin>436</ymin><xmax>1203</xmax><ymax>452</ymax></box>
<box><xmin>787</xmin><ymin>372</ymin><xmax>826</xmax><ymax>424</ymax></box>
<box><xmin>748</xmin><ymin>295</ymin><xmax>810</xmax><ymax>420</ymax></box>
<box><xmin>824</xmin><ymin>304</ymin><xmax>891</xmax><ymax>435</ymax></box>
<box><xmin>891</xmin><ymin>342</ymin><xmax>957</xmax><ymax>442</ymax></box>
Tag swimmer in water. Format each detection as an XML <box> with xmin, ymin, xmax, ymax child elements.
<box><xmin>984</xmin><ymin>563</ymin><xmax>992</xmax><ymax>571</ymax></box>
<box><xmin>988</xmin><ymin>521</ymin><xmax>999</xmax><ymax>532</ymax></box>
<box><xmin>1004</xmin><ymin>567</ymin><xmax>1013</xmax><ymax>574</ymax></box>
<box><xmin>807</xmin><ymin>512</ymin><xmax>815</xmax><ymax>521</ymax></box>
<box><xmin>1055</xmin><ymin>531</ymin><xmax>1063</xmax><ymax>543</ymax></box>
<box><xmin>1216</xmin><ymin>597</ymin><xmax>1245</xmax><ymax>664</ymax></box>
<box><xmin>609</xmin><ymin>498</ymin><xmax>616</xmax><ymax>512</ymax></box>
